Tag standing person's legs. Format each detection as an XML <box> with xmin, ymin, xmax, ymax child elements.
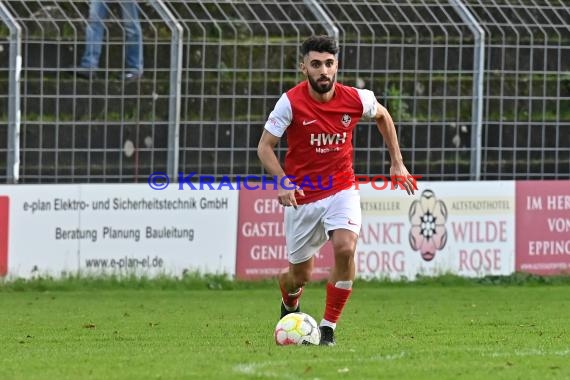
<box><xmin>80</xmin><ymin>0</ymin><xmax>108</xmax><ymax>70</ymax></box>
<box><xmin>120</xmin><ymin>1</ymin><xmax>143</xmax><ymax>76</ymax></box>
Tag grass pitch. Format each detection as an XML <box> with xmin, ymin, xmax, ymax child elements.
<box><xmin>0</xmin><ymin>280</ymin><xmax>569</xmax><ymax>380</ymax></box>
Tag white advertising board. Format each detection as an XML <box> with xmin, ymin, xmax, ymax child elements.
<box><xmin>357</xmin><ymin>181</ymin><xmax>516</xmax><ymax>279</ymax></box>
<box><xmin>1</xmin><ymin>184</ymin><xmax>238</xmax><ymax>278</ymax></box>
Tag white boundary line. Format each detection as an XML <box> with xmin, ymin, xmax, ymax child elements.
<box><xmin>233</xmin><ymin>352</ymin><xmax>407</xmax><ymax>378</ymax></box>
<box><xmin>233</xmin><ymin>348</ymin><xmax>570</xmax><ymax>377</ymax></box>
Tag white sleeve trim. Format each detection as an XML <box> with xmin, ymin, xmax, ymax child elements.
<box><xmin>356</xmin><ymin>88</ymin><xmax>377</xmax><ymax>119</ymax></box>
<box><xmin>264</xmin><ymin>94</ymin><xmax>292</xmax><ymax>138</ymax></box>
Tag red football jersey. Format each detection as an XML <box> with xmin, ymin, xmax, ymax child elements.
<box><xmin>264</xmin><ymin>81</ymin><xmax>377</xmax><ymax>204</ymax></box>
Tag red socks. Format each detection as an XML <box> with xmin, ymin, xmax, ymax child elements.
<box><xmin>280</xmin><ymin>284</ymin><xmax>303</xmax><ymax>310</ymax></box>
<box><xmin>280</xmin><ymin>281</ymin><xmax>353</xmax><ymax>327</ymax></box>
<box><xmin>323</xmin><ymin>282</ymin><xmax>352</xmax><ymax>325</ymax></box>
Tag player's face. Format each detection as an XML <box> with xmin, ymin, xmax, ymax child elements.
<box><xmin>301</xmin><ymin>51</ymin><xmax>338</xmax><ymax>94</ymax></box>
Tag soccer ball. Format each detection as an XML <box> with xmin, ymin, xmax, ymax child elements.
<box><xmin>274</xmin><ymin>312</ymin><xmax>320</xmax><ymax>346</ymax></box>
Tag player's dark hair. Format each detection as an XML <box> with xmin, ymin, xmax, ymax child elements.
<box><xmin>300</xmin><ymin>35</ymin><xmax>339</xmax><ymax>57</ymax></box>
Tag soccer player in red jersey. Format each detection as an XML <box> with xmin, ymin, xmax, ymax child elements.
<box><xmin>257</xmin><ymin>35</ymin><xmax>416</xmax><ymax>346</ymax></box>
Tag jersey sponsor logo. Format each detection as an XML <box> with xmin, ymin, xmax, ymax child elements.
<box><xmin>303</xmin><ymin>119</ymin><xmax>317</xmax><ymax>126</ymax></box>
<box><xmin>341</xmin><ymin>114</ymin><xmax>351</xmax><ymax>127</ymax></box>
<box><xmin>315</xmin><ymin>147</ymin><xmax>341</xmax><ymax>154</ymax></box>
<box><xmin>309</xmin><ymin>132</ymin><xmax>347</xmax><ymax>147</ymax></box>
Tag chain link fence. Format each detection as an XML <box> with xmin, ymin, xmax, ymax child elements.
<box><xmin>0</xmin><ymin>0</ymin><xmax>568</xmax><ymax>183</ymax></box>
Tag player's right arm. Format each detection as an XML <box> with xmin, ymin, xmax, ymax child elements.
<box><xmin>257</xmin><ymin>130</ymin><xmax>304</xmax><ymax>208</ymax></box>
<box><xmin>258</xmin><ymin>94</ymin><xmax>305</xmax><ymax>208</ymax></box>
<box><xmin>257</xmin><ymin>130</ymin><xmax>286</xmax><ymax>182</ymax></box>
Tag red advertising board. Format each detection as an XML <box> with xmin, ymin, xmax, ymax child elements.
<box><xmin>0</xmin><ymin>196</ymin><xmax>9</xmax><ymax>276</ymax></box>
<box><xmin>236</xmin><ymin>187</ymin><xmax>333</xmax><ymax>280</ymax></box>
<box><xmin>515</xmin><ymin>181</ymin><xmax>570</xmax><ymax>275</ymax></box>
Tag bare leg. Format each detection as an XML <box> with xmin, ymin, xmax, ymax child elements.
<box><xmin>329</xmin><ymin>229</ymin><xmax>358</xmax><ymax>283</ymax></box>
<box><xmin>279</xmin><ymin>257</ymin><xmax>314</xmax><ymax>310</ymax></box>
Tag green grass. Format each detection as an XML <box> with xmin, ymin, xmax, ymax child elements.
<box><xmin>0</xmin><ymin>280</ymin><xmax>569</xmax><ymax>380</ymax></box>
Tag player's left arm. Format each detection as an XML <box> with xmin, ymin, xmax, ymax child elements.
<box><xmin>373</xmin><ymin>100</ymin><xmax>416</xmax><ymax>195</ymax></box>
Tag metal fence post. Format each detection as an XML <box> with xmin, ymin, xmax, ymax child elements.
<box><xmin>449</xmin><ymin>0</ymin><xmax>485</xmax><ymax>181</ymax></box>
<box><xmin>148</xmin><ymin>0</ymin><xmax>183</xmax><ymax>182</ymax></box>
<box><xmin>303</xmin><ymin>0</ymin><xmax>339</xmax><ymax>41</ymax></box>
<box><xmin>0</xmin><ymin>1</ymin><xmax>22</xmax><ymax>183</ymax></box>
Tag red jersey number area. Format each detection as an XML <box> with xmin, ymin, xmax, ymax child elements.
<box><xmin>285</xmin><ymin>82</ymin><xmax>364</xmax><ymax>204</ymax></box>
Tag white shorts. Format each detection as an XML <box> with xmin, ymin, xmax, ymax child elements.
<box><xmin>284</xmin><ymin>189</ymin><xmax>361</xmax><ymax>264</ymax></box>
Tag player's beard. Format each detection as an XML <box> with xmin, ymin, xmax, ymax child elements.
<box><xmin>308</xmin><ymin>74</ymin><xmax>336</xmax><ymax>94</ymax></box>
